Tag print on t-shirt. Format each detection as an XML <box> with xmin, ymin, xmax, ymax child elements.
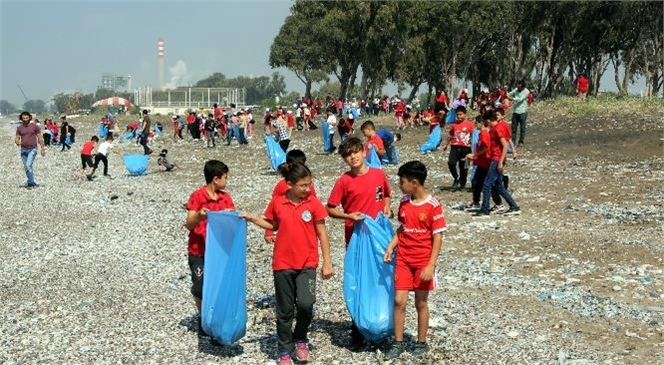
<box><xmin>375</xmin><ymin>186</ymin><xmax>384</xmax><ymax>201</ymax></box>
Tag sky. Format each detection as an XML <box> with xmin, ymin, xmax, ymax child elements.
<box><xmin>0</xmin><ymin>0</ymin><xmax>648</xmax><ymax>107</ymax></box>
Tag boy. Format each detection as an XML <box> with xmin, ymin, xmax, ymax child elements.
<box><xmin>473</xmin><ymin>111</ymin><xmax>520</xmax><ymax>216</ymax></box>
<box><xmin>80</xmin><ymin>136</ymin><xmax>98</xmax><ymax>180</ymax></box>
<box><xmin>184</xmin><ymin>160</ymin><xmax>236</xmax><ymax>337</ymax></box>
<box><xmin>383</xmin><ymin>160</ymin><xmax>446</xmax><ymax>359</ymax></box>
<box><xmin>326</xmin><ymin>137</ymin><xmax>392</xmax><ymax>346</ymax></box>
<box><xmin>376</xmin><ymin>128</ymin><xmax>401</xmax><ymax>165</ymax></box>
<box><xmin>325</xmin><ymin>107</ymin><xmax>338</xmax><ymax>153</ymax></box>
<box><xmin>88</xmin><ymin>135</ymin><xmax>117</xmax><ymax>179</ymax></box>
<box><xmin>360</xmin><ymin>120</ymin><xmax>385</xmax><ymax>158</ymax></box>
<box><xmin>441</xmin><ymin>106</ymin><xmax>473</xmax><ymax>191</ymax></box>
<box><xmin>157</xmin><ymin>149</ymin><xmax>177</xmax><ymax>172</ymax></box>
<box><xmin>465</xmin><ymin>114</ymin><xmax>501</xmax><ymax>211</ymax></box>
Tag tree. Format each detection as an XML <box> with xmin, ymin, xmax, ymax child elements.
<box><xmin>0</xmin><ymin>100</ymin><xmax>18</xmax><ymax>115</ymax></box>
<box><xmin>23</xmin><ymin>99</ymin><xmax>47</xmax><ymax>114</ymax></box>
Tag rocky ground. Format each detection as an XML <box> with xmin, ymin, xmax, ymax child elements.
<box><xmin>1</xmin><ymin>99</ymin><xmax>662</xmax><ymax>365</ymax></box>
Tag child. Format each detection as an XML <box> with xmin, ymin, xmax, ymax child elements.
<box><xmin>376</xmin><ymin>128</ymin><xmax>401</xmax><ymax>165</ymax></box>
<box><xmin>157</xmin><ymin>149</ymin><xmax>177</xmax><ymax>172</ymax></box>
<box><xmin>383</xmin><ymin>160</ymin><xmax>447</xmax><ymax>359</ymax></box>
<box><xmin>360</xmin><ymin>120</ymin><xmax>385</xmax><ymax>158</ymax></box>
<box><xmin>80</xmin><ymin>136</ymin><xmax>98</xmax><ymax>180</ymax></box>
<box><xmin>325</xmin><ymin>107</ymin><xmax>338</xmax><ymax>153</ymax></box>
<box><xmin>242</xmin><ymin>162</ymin><xmax>334</xmax><ymax>365</ymax></box>
<box><xmin>441</xmin><ymin>106</ymin><xmax>474</xmax><ymax>191</ymax></box>
<box><xmin>465</xmin><ymin>114</ymin><xmax>501</xmax><ymax>211</ymax></box>
<box><xmin>264</xmin><ymin>149</ymin><xmax>317</xmax><ymax>244</ymax></box>
<box><xmin>88</xmin><ymin>135</ymin><xmax>118</xmax><ymax>179</ymax></box>
<box><xmin>326</xmin><ymin>136</ymin><xmax>391</xmax><ymax>346</ymax></box>
<box><xmin>184</xmin><ymin>160</ymin><xmax>236</xmax><ymax>337</ymax></box>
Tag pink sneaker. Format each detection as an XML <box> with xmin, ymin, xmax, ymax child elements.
<box><xmin>277</xmin><ymin>353</ymin><xmax>293</xmax><ymax>365</ymax></box>
<box><xmin>294</xmin><ymin>342</ymin><xmax>310</xmax><ymax>362</ymax></box>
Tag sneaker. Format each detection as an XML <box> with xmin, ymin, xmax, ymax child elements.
<box><xmin>277</xmin><ymin>353</ymin><xmax>293</xmax><ymax>365</ymax></box>
<box><xmin>472</xmin><ymin>210</ymin><xmax>490</xmax><ymax>217</ymax></box>
<box><xmin>491</xmin><ymin>204</ymin><xmax>506</xmax><ymax>213</ymax></box>
<box><xmin>518</xmin><ymin>142</ymin><xmax>524</xmax><ymax>148</ymax></box>
<box><xmin>450</xmin><ymin>180</ymin><xmax>460</xmax><ymax>192</ymax></box>
<box><xmin>465</xmin><ymin>204</ymin><xmax>481</xmax><ymax>212</ymax></box>
<box><xmin>294</xmin><ymin>342</ymin><xmax>309</xmax><ymax>362</ymax></box>
<box><xmin>385</xmin><ymin>341</ymin><xmax>405</xmax><ymax>360</ymax></box>
<box><xmin>410</xmin><ymin>341</ymin><xmax>429</xmax><ymax>356</ymax></box>
<box><xmin>86</xmin><ymin>175</ymin><xmax>93</xmax><ymax>181</ymax></box>
<box><xmin>503</xmin><ymin>206</ymin><xmax>521</xmax><ymax>215</ymax></box>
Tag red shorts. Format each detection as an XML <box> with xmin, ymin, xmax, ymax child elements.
<box><xmin>394</xmin><ymin>259</ymin><xmax>436</xmax><ymax>291</ymax></box>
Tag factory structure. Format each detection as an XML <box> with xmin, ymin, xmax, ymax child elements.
<box><xmin>104</xmin><ymin>37</ymin><xmax>246</xmax><ymax>115</ymax></box>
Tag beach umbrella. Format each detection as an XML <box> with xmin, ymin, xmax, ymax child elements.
<box><xmin>92</xmin><ymin>96</ymin><xmax>134</xmax><ymax>109</ymax></box>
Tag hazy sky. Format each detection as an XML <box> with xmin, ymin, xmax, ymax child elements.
<box><xmin>0</xmin><ymin>0</ymin><xmax>647</xmax><ymax>106</ymax></box>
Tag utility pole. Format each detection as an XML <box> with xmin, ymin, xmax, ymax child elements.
<box><xmin>17</xmin><ymin>84</ymin><xmax>29</xmax><ymax>102</ymax></box>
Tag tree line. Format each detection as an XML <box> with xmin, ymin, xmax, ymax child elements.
<box><xmin>269</xmin><ymin>0</ymin><xmax>663</xmax><ymax>101</ymax></box>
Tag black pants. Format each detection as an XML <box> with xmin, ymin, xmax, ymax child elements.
<box><xmin>472</xmin><ymin>166</ymin><xmax>501</xmax><ymax>206</ymax></box>
<box><xmin>279</xmin><ymin>139</ymin><xmax>290</xmax><ymax>153</ymax></box>
<box><xmin>93</xmin><ymin>154</ymin><xmax>109</xmax><ymax>176</ymax></box>
<box><xmin>273</xmin><ymin>268</ymin><xmax>316</xmax><ymax>354</ymax></box>
<box><xmin>448</xmin><ymin>146</ymin><xmax>472</xmax><ymax>187</ymax></box>
<box><xmin>512</xmin><ymin>113</ymin><xmax>527</xmax><ymax>145</ymax></box>
<box><xmin>139</xmin><ymin>133</ymin><xmax>152</xmax><ymax>155</ymax></box>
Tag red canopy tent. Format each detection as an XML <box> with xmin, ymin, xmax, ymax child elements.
<box><xmin>92</xmin><ymin>96</ymin><xmax>134</xmax><ymax>109</ymax></box>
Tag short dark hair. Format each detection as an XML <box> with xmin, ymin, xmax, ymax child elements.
<box><xmin>483</xmin><ymin>110</ymin><xmax>496</xmax><ymax>121</ymax></box>
<box><xmin>19</xmin><ymin>111</ymin><xmax>31</xmax><ymax>120</ymax></box>
<box><xmin>278</xmin><ymin>162</ymin><xmax>312</xmax><ymax>184</ymax></box>
<box><xmin>398</xmin><ymin>160</ymin><xmax>428</xmax><ymax>185</ymax></box>
<box><xmin>495</xmin><ymin>107</ymin><xmax>505</xmax><ymax>115</ymax></box>
<box><xmin>286</xmin><ymin>149</ymin><xmax>307</xmax><ymax>165</ymax></box>
<box><xmin>456</xmin><ymin>106</ymin><xmax>467</xmax><ymax>114</ymax></box>
<box><xmin>105</xmin><ymin>135</ymin><xmax>114</xmax><ymax>141</ymax></box>
<box><xmin>360</xmin><ymin>120</ymin><xmax>376</xmax><ymax>131</ymax></box>
<box><xmin>91</xmin><ymin>136</ymin><xmax>99</xmax><ymax>142</ymax></box>
<box><xmin>338</xmin><ymin>137</ymin><xmax>363</xmax><ymax>157</ymax></box>
<box><xmin>204</xmin><ymin>160</ymin><xmax>229</xmax><ymax>184</ymax></box>
<box><xmin>394</xmin><ymin>133</ymin><xmax>402</xmax><ymax>141</ymax></box>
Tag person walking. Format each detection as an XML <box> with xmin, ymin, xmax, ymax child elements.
<box><xmin>15</xmin><ymin>111</ymin><xmax>46</xmax><ymax>189</ymax></box>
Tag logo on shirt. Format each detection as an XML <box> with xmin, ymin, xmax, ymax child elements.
<box><xmin>375</xmin><ymin>186</ymin><xmax>384</xmax><ymax>201</ymax></box>
<box><xmin>302</xmin><ymin>210</ymin><xmax>312</xmax><ymax>222</ymax></box>
<box><xmin>418</xmin><ymin>212</ymin><xmax>428</xmax><ymax>221</ymax></box>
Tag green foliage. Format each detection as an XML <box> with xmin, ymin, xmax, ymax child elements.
<box><xmin>194</xmin><ymin>72</ymin><xmax>286</xmax><ymax>104</ymax></box>
<box><xmin>0</xmin><ymin>100</ymin><xmax>18</xmax><ymax>115</ymax></box>
<box><xmin>23</xmin><ymin>99</ymin><xmax>47</xmax><ymax>114</ymax></box>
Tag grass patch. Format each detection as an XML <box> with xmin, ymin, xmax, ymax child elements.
<box><xmin>533</xmin><ymin>95</ymin><xmax>664</xmax><ymax>118</ymax></box>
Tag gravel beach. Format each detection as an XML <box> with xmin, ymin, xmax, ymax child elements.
<box><xmin>1</xmin><ymin>102</ymin><xmax>663</xmax><ymax>365</ymax></box>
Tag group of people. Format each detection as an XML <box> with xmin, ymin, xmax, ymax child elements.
<box><xmin>186</xmin><ymin>135</ymin><xmax>446</xmax><ymax>364</ymax></box>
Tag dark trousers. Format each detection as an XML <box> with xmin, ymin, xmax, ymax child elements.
<box><xmin>139</xmin><ymin>133</ymin><xmax>151</xmax><ymax>155</ymax></box>
<box><xmin>206</xmin><ymin>130</ymin><xmax>216</xmax><ymax>147</ymax></box>
<box><xmin>273</xmin><ymin>268</ymin><xmax>316</xmax><ymax>354</ymax></box>
<box><xmin>279</xmin><ymin>139</ymin><xmax>290</xmax><ymax>153</ymax></box>
<box><xmin>481</xmin><ymin>161</ymin><xmax>518</xmax><ymax>211</ymax></box>
<box><xmin>93</xmin><ymin>154</ymin><xmax>108</xmax><ymax>176</ymax></box>
<box><xmin>511</xmin><ymin>113</ymin><xmax>527</xmax><ymax>145</ymax></box>
<box><xmin>448</xmin><ymin>146</ymin><xmax>472</xmax><ymax>187</ymax></box>
<box><xmin>237</xmin><ymin>127</ymin><xmax>248</xmax><ymax>144</ymax></box>
<box><xmin>472</xmin><ymin>166</ymin><xmax>501</xmax><ymax>206</ymax></box>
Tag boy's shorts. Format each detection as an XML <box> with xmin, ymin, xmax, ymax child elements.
<box><xmin>395</xmin><ymin>260</ymin><xmax>436</xmax><ymax>291</ymax></box>
<box><xmin>81</xmin><ymin>154</ymin><xmax>94</xmax><ymax>169</ymax></box>
<box><xmin>188</xmin><ymin>253</ymin><xmax>204</xmax><ymax>299</ymax></box>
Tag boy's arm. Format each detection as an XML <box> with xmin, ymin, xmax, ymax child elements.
<box><xmin>383</xmin><ymin>196</ymin><xmax>392</xmax><ymax>216</ymax></box>
<box><xmin>241</xmin><ymin>213</ymin><xmax>277</xmax><ymax>231</ymax></box>
<box><xmin>185</xmin><ymin>208</ymin><xmax>207</xmax><ymax>231</ymax></box>
<box><xmin>420</xmin><ymin>232</ymin><xmax>443</xmax><ymax>281</ymax></box>
<box><xmin>498</xmin><ymin>137</ymin><xmax>509</xmax><ymax>170</ymax></box>
<box><xmin>315</xmin><ymin>220</ymin><xmax>335</xmax><ymax>279</ymax></box>
<box><xmin>383</xmin><ymin>226</ymin><xmax>402</xmax><ymax>262</ymax></box>
<box><xmin>326</xmin><ymin>205</ymin><xmax>364</xmax><ymax>221</ymax></box>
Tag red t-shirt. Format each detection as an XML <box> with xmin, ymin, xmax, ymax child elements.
<box><xmin>474</xmin><ymin>129</ymin><xmax>491</xmax><ymax>168</ymax></box>
<box><xmin>327</xmin><ymin>168</ymin><xmax>391</xmax><ymax>232</ymax></box>
<box><xmin>287</xmin><ymin>114</ymin><xmax>295</xmax><ymax>128</ymax></box>
<box><xmin>394</xmin><ymin>102</ymin><xmax>405</xmax><ymax>117</ymax></box>
<box><xmin>396</xmin><ymin>195</ymin><xmax>447</xmax><ymax>267</ymax></box>
<box><xmin>364</xmin><ymin>134</ymin><xmax>385</xmax><ymax>155</ymax></box>
<box><xmin>81</xmin><ymin>141</ymin><xmax>95</xmax><ymax>155</ymax></box>
<box><xmin>448</xmin><ymin>120</ymin><xmax>474</xmax><ymax>147</ymax></box>
<box><xmin>186</xmin><ymin>187</ymin><xmax>236</xmax><ymax>256</ymax></box>
<box><xmin>264</xmin><ymin>194</ymin><xmax>328</xmax><ymax>271</ymax></box>
<box><xmin>435</xmin><ymin>94</ymin><xmax>447</xmax><ymax>103</ymax></box>
<box><xmin>577</xmin><ymin>76</ymin><xmax>589</xmax><ymax>93</ymax></box>
<box><xmin>429</xmin><ymin>116</ymin><xmax>442</xmax><ymax>133</ymax></box>
<box><xmin>489</xmin><ymin>121</ymin><xmax>511</xmax><ymax>161</ymax></box>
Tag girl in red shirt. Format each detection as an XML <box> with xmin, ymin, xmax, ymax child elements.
<box><xmin>242</xmin><ymin>163</ymin><xmax>334</xmax><ymax>365</ymax></box>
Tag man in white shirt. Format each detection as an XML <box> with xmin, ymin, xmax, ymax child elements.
<box><xmin>326</xmin><ymin>107</ymin><xmax>338</xmax><ymax>153</ymax></box>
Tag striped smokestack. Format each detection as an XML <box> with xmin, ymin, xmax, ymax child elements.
<box><xmin>158</xmin><ymin>37</ymin><xmax>164</xmax><ymax>90</ymax></box>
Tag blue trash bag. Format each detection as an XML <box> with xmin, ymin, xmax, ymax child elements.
<box><xmin>445</xmin><ymin>108</ymin><xmax>457</xmax><ymax>124</ymax></box>
<box><xmin>98</xmin><ymin>123</ymin><xmax>108</xmax><ymax>139</ymax></box>
<box><xmin>469</xmin><ymin>129</ymin><xmax>480</xmax><ymax>182</ymax></box>
<box><xmin>123</xmin><ymin>154</ymin><xmax>149</xmax><ymax>176</ymax></box>
<box><xmin>365</xmin><ymin>146</ymin><xmax>382</xmax><ymax>168</ymax></box>
<box><xmin>344</xmin><ymin>213</ymin><xmax>395</xmax><ymax>343</ymax></box>
<box><xmin>202</xmin><ymin>211</ymin><xmax>248</xmax><ymax>345</ymax></box>
<box><xmin>264</xmin><ymin>135</ymin><xmax>286</xmax><ymax>171</ymax></box>
<box><xmin>321</xmin><ymin>119</ymin><xmax>331</xmax><ymax>152</ymax></box>
<box><xmin>420</xmin><ymin>125</ymin><xmax>442</xmax><ymax>153</ymax></box>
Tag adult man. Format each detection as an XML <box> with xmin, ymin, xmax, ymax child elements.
<box><xmin>15</xmin><ymin>111</ymin><xmax>46</xmax><ymax>189</ymax></box>
<box><xmin>507</xmin><ymin>80</ymin><xmax>530</xmax><ymax>148</ymax></box>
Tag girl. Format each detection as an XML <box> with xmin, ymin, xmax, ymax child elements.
<box><xmin>242</xmin><ymin>163</ymin><xmax>334</xmax><ymax>365</ymax></box>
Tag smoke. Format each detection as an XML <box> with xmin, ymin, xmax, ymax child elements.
<box><xmin>165</xmin><ymin>60</ymin><xmax>192</xmax><ymax>89</ymax></box>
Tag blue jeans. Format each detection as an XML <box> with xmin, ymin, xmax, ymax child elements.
<box><xmin>512</xmin><ymin>113</ymin><xmax>527</xmax><ymax>145</ymax></box>
<box><xmin>20</xmin><ymin>148</ymin><xmax>37</xmax><ymax>186</ymax></box>
<box><xmin>481</xmin><ymin>160</ymin><xmax>517</xmax><ymax>211</ymax></box>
